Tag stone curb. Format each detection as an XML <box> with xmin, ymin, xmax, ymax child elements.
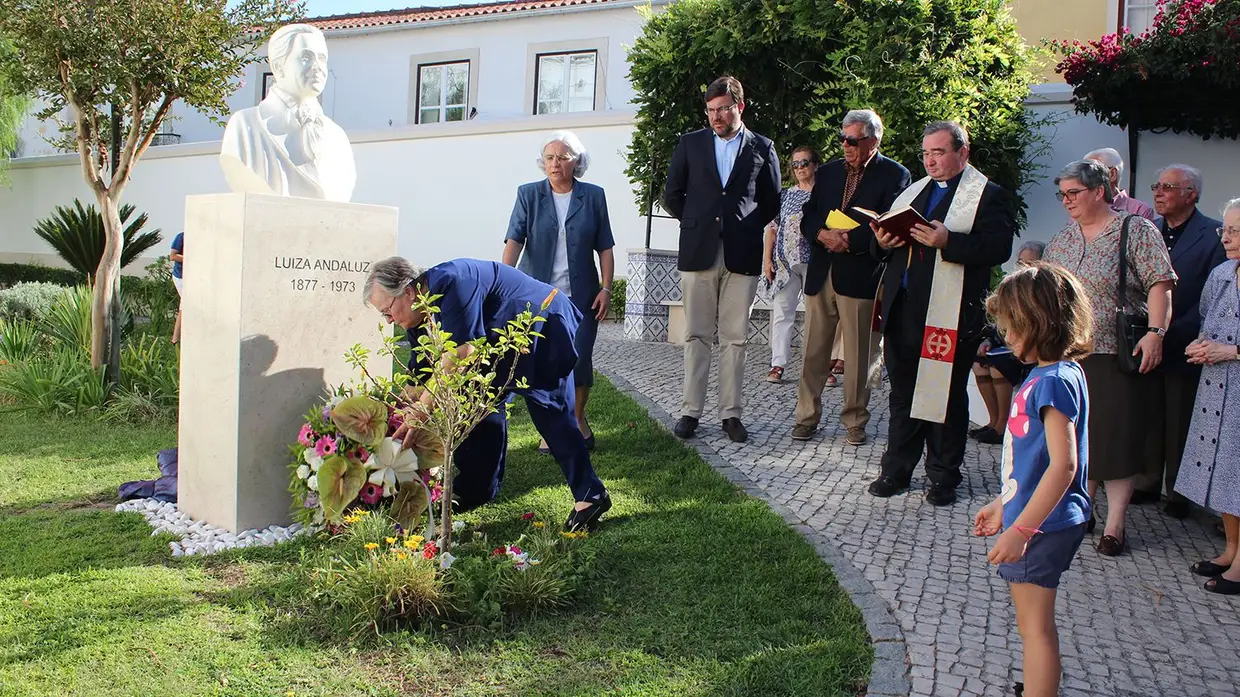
<box><xmin>599</xmin><ymin>368</ymin><xmax>911</xmax><ymax>697</ymax></box>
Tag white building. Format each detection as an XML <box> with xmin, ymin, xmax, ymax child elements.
<box><xmin>1</xmin><ymin>0</ymin><xmax>1235</xmax><ymax>276</ymax></box>
<box><xmin>0</xmin><ymin>0</ymin><xmax>680</xmax><ymax>271</ymax></box>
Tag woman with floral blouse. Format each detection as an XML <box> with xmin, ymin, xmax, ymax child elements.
<box><xmin>1043</xmin><ymin>159</ymin><xmax>1176</xmax><ymax>557</ymax></box>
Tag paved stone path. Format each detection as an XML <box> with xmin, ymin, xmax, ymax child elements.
<box><xmin>594</xmin><ymin>324</ymin><xmax>1240</xmax><ymax>697</ymax></box>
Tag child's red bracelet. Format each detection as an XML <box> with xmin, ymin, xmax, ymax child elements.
<box><xmin>1014</xmin><ymin>526</ymin><xmax>1042</xmax><ymax>540</ymax></box>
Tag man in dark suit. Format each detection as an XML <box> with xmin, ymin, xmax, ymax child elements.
<box><xmin>1136</xmin><ymin>164</ymin><xmax>1227</xmax><ymax>517</ymax></box>
<box><xmin>793</xmin><ymin>109</ymin><xmax>911</xmax><ymax>446</ymax></box>
<box><xmin>367</xmin><ymin>256</ymin><xmax>611</xmax><ymax>532</ymax></box>
<box><xmin>663</xmin><ymin>75</ymin><xmax>781</xmax><ymax>443</ymax></box>
<box><xmin>868</xmin><ymin>121</ymin><xmax>1016</xmax><ymax>506</ymax></box>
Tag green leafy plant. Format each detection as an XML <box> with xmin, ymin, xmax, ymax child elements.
<box><xmin>38</xmin><ymin>283</ymin><xmax>97</xmax><ymax>352</ymax></box>
<box><xmin>0</xmin><ymin>317</ymin><xmax>40</xmax><ymax>363</ymax></box>
<box><xmin>626</xmin><ymin>0</ymin><xmax>1044</xmax><ymax>224</ymax></box>
<box><xmin>33</xmin><ymin>199</ymin><xmax>162</xmax><ymax>283</ymax></box>
<box><xmin>608</xmin><ymin>277</ymin><xmax>627</xmax><ymax>321</ymax></box>
<box><xmin>0</xmin><ymin>262</ymin><xmax>82</xmax><ymax>289</ymax></box>
<box><xmin>117</xmin><ymin>334</ymin><xmax>178</xmax><ymax>409</ymax></box>
<box><xmin>0</xmin><ymin>348</ymin><xmax>109</xmax><ymax>415</ymax></box>
<box><xmin>0</xmin><ymin>281</ymin><xmax>67</xmax><ymax>321</ymax></box>
<box><xmin>120</xmin><ymin>256</ymin><xmax>179</xmax><ymax>336</ymax></box>
<box><xmin>1053</xmin><ymin>0</ymin><xmax>1240</xmax><ymax>140</ymax></box>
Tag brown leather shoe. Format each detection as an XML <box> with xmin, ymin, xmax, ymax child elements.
<box><xmin>790</xmin><ymin>423</ymin><xmax>816</xmax><ymax>441</ymax></box>
<box><xmin>845</xmin><ymin>427</ymin><xmax>867</xmax><ymax>445</ymax></box>
<box><xmin>1097</xmin><ymin>534</ymin><xmax>1126</xmax><ymax>556</ymax></box>
<box><xmin>766</xmin><ymin>366</ymin><xmax>784</xmax><ymax>383</ymax></box>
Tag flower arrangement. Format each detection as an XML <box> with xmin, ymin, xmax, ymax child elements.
<box><xmin>1052</xmin><ymin>0</ymin><xmax>1240</xmax><ymax>139</ymax></box>
<box><xmin>288</xmin><ymin>384</ymin><xmax>445</xmax><ymax>533</ymax></box>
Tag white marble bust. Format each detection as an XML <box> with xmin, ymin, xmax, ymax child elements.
<box><xmin>220</xmin><ymin>24</ymin><xmax>356</xmax><ymax>202</ymax></box>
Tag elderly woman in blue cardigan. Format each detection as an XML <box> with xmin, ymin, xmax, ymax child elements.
<box><xmin>503</xmin><ymin>130</ymin><xmax>615</xmax><ymax>452</ymax></box>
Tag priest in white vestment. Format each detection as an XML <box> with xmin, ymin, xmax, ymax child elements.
<box><xmin>220</xmin><ymin>23</ymin><xmax>356</xmax><ymax>202</ymax></box>
<box><xmin>866</xmin><ymin>121</ymin><xmax>1017</xmax><ymax>507</ymax></box>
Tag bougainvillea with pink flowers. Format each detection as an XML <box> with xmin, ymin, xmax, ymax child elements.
<box><xmin>1053</xmin><ymin>0</ymin><xmax>1240</xmax><ymax>139</ymax></box>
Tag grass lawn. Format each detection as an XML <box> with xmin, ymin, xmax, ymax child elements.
<box><xmin>0</xmin><ymin>378</ymin><xmax>871</xmax><ymax>696</ymax></box>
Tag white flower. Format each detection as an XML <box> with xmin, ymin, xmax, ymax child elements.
<box><xmin>303</xmin><ymin>448</ymin><xmax>324</xmax><ymax>472</ymax></box>
<box><xmin>452</xmin><ymin>520</ymin><xmax>465</xmax><ymax>533</ymax></box>
<box><xmin>307</xmin><ymin>473</ymin><xmax>319</xmax><ymax>491</ymax></box>
<box><xmin>327</xmin><ymin>394</ymin><xmax>345</xmax><ymax>410</ymax></box>
<box><xmin>364</xmin><ymin>437</ymin><xmax>419</xmax><ymax>497</ymax></box>
<box><xmin>296</xmin><ymin>464</ymin><xmax>310</xmax><ymax>480</ymax></box>
<box><xmin>439</xmin><ymin>552</ymin><xmax>456</xmax><ymax>570</ymax></box>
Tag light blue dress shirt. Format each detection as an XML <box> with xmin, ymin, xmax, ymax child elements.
<box><xmin>713</xmin><ymin>124</ymin><xmax>745</xmax><ymax>187</ymax></box>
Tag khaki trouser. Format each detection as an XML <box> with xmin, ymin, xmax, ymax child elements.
<box><xmin>795</xmin><ymin>269</ymin><xmax>881</xmax><ymax>430</ymax></box>
<box><xmin>681</xmin><ymin>247</ymin><xmax>760</xmax><ymax>420</ymax></box>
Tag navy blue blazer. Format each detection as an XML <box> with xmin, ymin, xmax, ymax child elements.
<box><xmin>662</xmin><ymin>126</ymin><xmax>781</xmax><ymax>275</ymax></box>
<box><xmin>1156</xmin><ymin>208</ymin><xmax>1227</xmax><ymax>372</ymax></box>
<box><xmin>406</xmin><ymin>259</ymin><xmax>582</xmax><ymax>408</ymax></box>
<box><xmin>505</xmin><ymin>179</ymin><xmax>615</xmax><ymax>317</ymax></box>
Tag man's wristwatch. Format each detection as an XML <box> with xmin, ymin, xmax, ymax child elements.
<box><xmin>1148</xmin><ymin>326</ymin><xmax>1166</xmax><ymax>337</ymax></box>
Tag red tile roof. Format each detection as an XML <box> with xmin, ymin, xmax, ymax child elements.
<box><xmin>308</xmin><ymin>0</ymin><xmax>623</xmax><ymax>31</ymax></box>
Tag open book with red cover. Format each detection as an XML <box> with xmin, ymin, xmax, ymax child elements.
<box><xmin>847</xmin><ymin>206</ymin><xmax>930</xmax><ymax>244</ymax></box>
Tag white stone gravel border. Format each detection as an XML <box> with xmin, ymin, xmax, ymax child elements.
<box><xmin>116</xmin><ymin>498</ymin><xmax>311</xmax><ymax>557</ymax></box>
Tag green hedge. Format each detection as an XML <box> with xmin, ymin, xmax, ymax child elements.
<box><xmin>609</xmin><ymin>277</ymin><xmax>627</xmax><ymax>321</ymax></box>
<box><xmin>0</xmin><ymin>262</ymin><xmax>83</xmax><ymax>289</ymax></box>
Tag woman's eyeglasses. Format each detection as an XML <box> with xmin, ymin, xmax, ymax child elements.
<box><xmin>1054</xmin><ymin>188</ymin><xmax>1088</xmax><ymax>202</ymax></box>
<box><xmin>1217</xmin><ymin>226</ymin><xmax>1240</xmax><ymax>238</ymax></box>
<box><xmin>791</xmin><ymin>159</ymin><xmax>814</xmax><ymax>169</ymax></box>
<box><xmin>543</xmin><ymin>153</ymin><xmax>576</xmax><ymax>163</ymax></box>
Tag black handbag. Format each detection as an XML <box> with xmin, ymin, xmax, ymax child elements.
<box><xmin>1114</xmin><ymin>214</ymin><xmax>1148</xmax><ymax>374</ymax></box>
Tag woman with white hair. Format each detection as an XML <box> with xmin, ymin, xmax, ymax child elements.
<box><xmin>503</xmin><ymin>131</ymin><xmax>615</xmax><ymax>452</ymax></box>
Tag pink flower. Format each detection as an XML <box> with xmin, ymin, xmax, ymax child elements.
<box><xmin>521</xmin><ymin>512</ymin><xmax>535</xmax><ymax>520</ymax></box>
<box><xmin>358</xmin><ymin>482</ymin><xmax>383</xmax><ymax>505</ymax></box>
<box><xmin>430</xmin><ymin>484</ymin><xmax>442</xmax><ymax>503</ymax></box>
<box><xmin>298</xmin><ymin>423</ymin><xmax>316</xmax><ymax>446</ymax></box>
<box><xmin>387</xmin><ymin>409</ymin><xmax>404</xmax><ymax>436</ymax></box>
<box><xmin>315</xmin><ymin>436</ymin><xmax>337</xmax><ymax>457</ymax></box>
<box><xmin>356</xmin><ymin>446</ymin><xmax>370</xmax><ymax>461</ymax></box>
<box><xmin>507</xmin><ymin>545</ymin><xmax>523</xmax><ymax>556</ymax></box>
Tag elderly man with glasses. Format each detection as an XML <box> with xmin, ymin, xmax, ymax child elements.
<box><xmin>1084</xmin><ymin>147</ymin><xmax>1155</xmax><ymax>221</ymax></box>
<box><xmin>791</xmin><ymin>109</ymin><xmax>911</xmax><ymax>446</ymax></box>
<box><xmin>663</xmin><ymin>75</ymin><xmax>781</xmax><ymax>443</ymax></box>
<box><xmin>1132</xmin><ymin>164</ymin><xmax>1228</xmax><ymax>517</ymax></box>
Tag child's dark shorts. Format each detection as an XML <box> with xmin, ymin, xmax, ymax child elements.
<box><xmin>997</xmin><ymin>523</ymin><xmax>1087</xmax><ymax>589</ymax></box>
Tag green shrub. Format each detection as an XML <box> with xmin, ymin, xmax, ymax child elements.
<box><xmin>0</xmin><ymin>262</ymin><xmax>82</xmax><ymax>289</ymax></box>
<box><xmin>608</xmin><ymin>277</ymin><xmax>627</xmax><ymax>321</ymax></box>
<box><xmin>304</xmin><ymin>510</ymin><xmax>594</xmax><ymax>638</ymax></box>
<box><xmin>626</xmin><ymin>0</ymin><xmax>1043</xmax><ymax>225</ymax></box>
<box><xmin>39</xmin><ymin>283</ymin><xmax>95</xmax><ymax>352</ymax></box>
<box><xmin>0</xmin><ymin>281</ymin><xmax>68</xmax><ymax>321</ymax></box>
<box><xmin>0</xmin><ymin>348</ymin><xmax>109</xmax><ymax>416</ymax></box>
<box><xmin>103</xmin><ymin>387</ymin><xmax>174</xmax><ymax>424</ymax></box>
<box><xmin>33</xmin><ymin>199</ymin><xmax>162</xmax><ymax>282</ymax></box>
<box><xmin>0</xmin><ymin>318</ymin><xmax>41</xmax><ymax>363</ymax></box>
<box><xmin>120</xmin><ymin>256</ymin><xmax>179</xmax><ymax>335</ymax></box>
<box><xmin>117</xmin><ymin>334</ymin><xmax>178</xmax><ymax>412</ymax></box>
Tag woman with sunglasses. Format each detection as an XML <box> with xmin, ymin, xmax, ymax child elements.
<box><xmin>1043</xmin><ymin>159</ymin><xmax>1176</xmax><ymax>556</ymax></box>
<box><xmin>761</xmin><ymin>146</ymin><xmax>821</xmax><ymax>383</ymax></box>
<box><xmin>503</xmin><ymin>131</ymin><xmax>615</xmax><ymax>453</ymax></box>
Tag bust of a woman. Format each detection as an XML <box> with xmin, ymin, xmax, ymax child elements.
<box><xmin>220</xmin><ymin>24</ymin><xmax>356</xmax><ymax>202</ymax></box>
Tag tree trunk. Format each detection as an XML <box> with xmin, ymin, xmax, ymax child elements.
<box><xmin>91</xmin><ymin>193</ymin><xmax>124</xmax><ymax>371</ymax></box>
<box><xmin>437</xmin><ymin>442</ymin><xmax>455</xmax><ymax>553</ymax></box>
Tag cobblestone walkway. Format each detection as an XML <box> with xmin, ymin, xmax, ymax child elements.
<box><xmin>594</xmin><ymin>324</ymin><xmax>1240</xmax><ymax>697</ymax></box>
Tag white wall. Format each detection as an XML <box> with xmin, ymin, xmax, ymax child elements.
<box><xmin>0</xmin><ymin>111</ymin><xmax>680</xmax><ymax>274</ymax></box>
<box><xmin>14</xmin><ymin>4</ymin><xmax>657</xmax><ymax>155</ymax></box>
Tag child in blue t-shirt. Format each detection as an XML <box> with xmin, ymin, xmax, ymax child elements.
<box><xmin>973</xmin><ymin>262</ymin><xmax>1093</xmax><ymax>697</ymax></box>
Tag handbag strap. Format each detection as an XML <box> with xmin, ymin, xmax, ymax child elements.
<box><xmin>1116</xmin><ymin>214</ymin><xmax>1135</xmax><ymax>315</ymax></box>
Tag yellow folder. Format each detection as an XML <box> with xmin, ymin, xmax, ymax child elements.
<box><xmin>826</xmin><ymin>209</ymin><xmax>860</xmax><ymax>230</ymax></box>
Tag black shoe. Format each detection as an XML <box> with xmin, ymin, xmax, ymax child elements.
<box><xmin>1130</xmin><ymin>490</ymin><xmax>1161</xmax><ymax>505</ymax></box>
<box><xmin>925</xmin><ymin>485</ymin><xmax>958</xmax><ymax>507</ymax></box>
<box><xmin>867</xmin><ymin>476</ymin><xmax>908</xmax><ymax>498</ymax></box>
<box><xmin>975</xmin><ymin>427</ymin><xmax>1004</xmax><ymax>445</ymax></box>
<box><xmin>722</xmin><ymin>417</ymin><xmax>748</xmax><ymax>443</ymax></box>
<box><xmin>1164</xmin><ymin>496</ymin><xmax>1190</xmax><ymax>520</ymax></box>
<box><xmin>564</xmin><ymin>492</ymin><xmax>612</xmax><ymax>532</ymax></box>
<box><xmin>673</xmin><ymin>415</ymin><xmax>698</xmax><ymax>439</ymax></box>
<box><xmin>968</xmin><ymin>425</ymin><xmax>989</xmax><ymax>439</ymax></box>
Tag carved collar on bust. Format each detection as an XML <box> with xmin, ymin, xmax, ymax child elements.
<box><xmin>267</xmin><ymin>84</ymin><xmax>324</xmax><ymax>127</ymax></box>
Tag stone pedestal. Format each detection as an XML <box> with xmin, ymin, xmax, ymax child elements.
<box><xmin>623</xmin><ymin>248</ymin><xmax>681</xmax><ymax>342</ymax></box>
<box><xmin>178</xmin><ymin>193</ymin><xmax>397</xmax><ymax>532</ymax></box>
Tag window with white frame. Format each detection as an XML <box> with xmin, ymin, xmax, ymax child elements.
<box><xmin>417</xmin><ymin>61</ymin><xmax>470</xmax><ymax>124</ymax></box>
<box><xmin>1125</xmin><ymin>1</ymin><xmax>1158</xmax><ymax>34</ymax></box>
<box><xmin>534</xmin><ymin>51</ymin><xmax>597</xmax><ymax>115</ymax></box>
